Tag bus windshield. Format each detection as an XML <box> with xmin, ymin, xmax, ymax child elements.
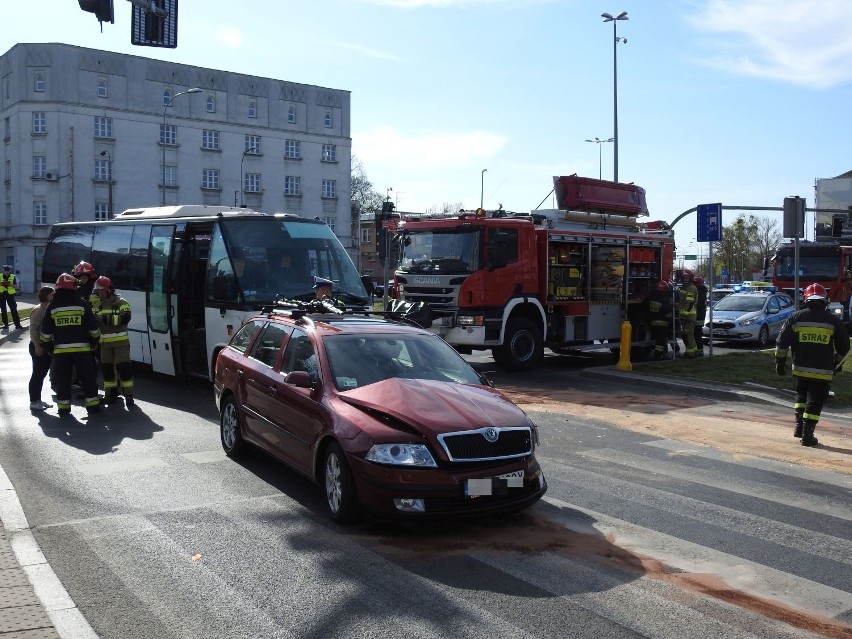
<box><xmin>774</xmin><ymin>255</ymin><xmax>840</xmax><ymax>281</ymax></box>
<box><xmin>398</xmin><ymin>228</ymin><xmax>481</xmax><ymax>274</ymax></box>
<box><xmin>209</xmin><ymin>217</ymin><xmax>368</xmax><ymax>305</ymax></box>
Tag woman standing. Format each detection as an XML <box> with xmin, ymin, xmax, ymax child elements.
<box><xmin>29</xmin><ymin>286</ymin><xmax>55</xmax><ymax>410</ymax></box>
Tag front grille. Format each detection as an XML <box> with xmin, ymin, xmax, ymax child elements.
<box><xmin>438</xmin><ymin>427</ymin><xmax>532</xmax><ymax>462</ymax></box>
<box><xmin>708</xmin><ymin>321</ymin><xmax>736</xmax><ymax>330</ymax></box>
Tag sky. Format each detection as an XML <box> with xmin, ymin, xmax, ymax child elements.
<box><xmin>4</xmin><ymin>0</ymin><xmax>852</xmax><ymax>259</ymax></box>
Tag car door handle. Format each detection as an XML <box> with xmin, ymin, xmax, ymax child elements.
<box><xmin>268</xmin><ymin>385</ymin><xmax>278</xmax><ymax>396</ymax></box>
<box><xmin>238</xmin><ymin>370</ymin><xmax>244</xmax><ymax>380</ymax></box>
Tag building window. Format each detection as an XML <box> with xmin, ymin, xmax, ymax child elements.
<box><xmin>202</xmin><ymin>129</ymin><xmax>220</xmax><ymax>150</ymax></box>
<box><xmin>287</xmin><ymin>105</ymin><xmax>296</xmax><ymax>124</ymax></box>
<box><xmin>321</xmin><ymin>179</ymin><xmax>336</xmax><ymax>198</ymax></box>
<box><xmin>245</xmin><ymin>135</ymin><xmax>261</xmax><ymax>154</ymax></box>
<box><xmin>248</xmin><ymin>100</ymin><xmax>257</xmax><ymax>119</ymax></box>
<box><xmin>94</xmin><ymin>116</ymin><xmax>113</xmax><ymax>139</ymax></box>
<box><xmin>284</xmin><ymin>176</ymin><xmax>301</xmax><ymax>196</ymax></box>
<box><xmin>161</xmin><ymin>165</ymin><xmax>176</xmax><ymax>187</ymax></box>
<box><xmin>160</xmin><ymin>123</ymin><xmax>176</xmax><ymax>145</ymax></box>
<box><xmin>245</xmin><ymin>173</ymin><xmax>261</xmax><ymax>193</ymax></box>
<box><xmin>322</xmin><ymin>217</ymin><xmax>335</xmax><ymax>232</ymax></box>
<box><xmin>32</xmin><ymin>112</ymin><xmax>46</xmax><ymax>134</ymax></box>
<box><xmin>4</xmin><ymin>160</ymin><xmax>10</xmax><ymax>182</ymax></box>
<box><xmin>98</xmin><ymin>77</ymin><xmax>108</xmax><ymax>98</ymax></box>
<box><xmin>33</xmin><ymin>156</ymin><xmax>47</xmax><ymax>178</ymax></box>
<box><xmin>323</xmin><ymin>112</ymin><xmax>332</xmax><ymax>128</ymax></box>
<box><xmin>5</xmin><ymin>202</ymin><xmax>11</xmax><ymax>227</ymax></box>
<box><xmin>206</xmin><ymin>95</ymin><xmax>215</xmax><ymax>113</ymax></box>
<box><xmin>94</xmin><ymin>159</ymin><xmax>112</xmax><ymax>182</ymax></box>
<box><xmin>34</xmin><ymin>72</ymin><xmax>45</xmax><ymax>93</ymax></box>
<box><xmin>3</xmin><ymin>117</ymin><xmax>9</xmax><ymax>140</ymax></box>
<box><xmin>284</xmin><ymin>139</ymin><xmax>300</xmax><ymax>159</ymax></box>
<box><xmin>361</xmin><ymin>227</ymin><xmax>372</xmax><ymax>243</ymax></box>
<box><xmin>321</xmin><ymin>144</ymin><xmax>337</xmax><ymax>163</ymax></box>
<box><xmin>202</xmin><ymin>168</ymin><xmax>220</xmax><ymax>190</ymax></box>
<box><xmin>163</xmin><ymin>88</ymin><xmax>172</xmax><ymax>106</ymax></box>
<box><xmin>33</xmin><ymin>201</ymin><xmax>47</xmax><ymax>226</ymax></box>
<box><xmin>95</xmin><ymin>203</ymin><xmax>109</xmax><ymax>221</ymax></box>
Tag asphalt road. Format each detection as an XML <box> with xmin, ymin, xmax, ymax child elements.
<box><xmin>0</xmin><ymin>332</ymin><xmax>850</xmax><ymax>639</ymax></box>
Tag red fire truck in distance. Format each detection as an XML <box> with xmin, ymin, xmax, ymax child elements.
<box><xmin>771</xmin><ymin>240</ymin><xmax>852</xmax><ymax>323</ymax></box>
<box><xmin>392</xmin><ymin>176</ymin><xmax>676</xmax><ymax>371</ymax></box>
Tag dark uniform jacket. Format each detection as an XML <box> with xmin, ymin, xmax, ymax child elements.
<box><xmin>695</xmin><ymin>284</ymin><xmax>708</xmax><ymax>322</ymax></box>
<box><xmin>776</xmin><ymin>306</ymin><xmax>850</xmax><ymax>381</ymax></box>
<box><xmin>39</xmin><ymin>288</ymin><xmax>101</xmax><ymax>355</ymax></box>
<box><xmin>645</xmin><ymin>289</ymin><xmax>673</xmax><ymax>327</ymax></box>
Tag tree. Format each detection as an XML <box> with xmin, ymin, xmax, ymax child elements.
<box><xmin>709</xmin><ymin>214</ymin><xmax>781</xmax><ymax>282</ymax></box>
<box><xmin>350</xmin><ymin>155</ymin><xmax>383</xmax><ymax>215</ymax></box>
<box><xmin>425</xmin><ymin>202</ymin><xmax>465</xmax><ymax>216</ymax></box>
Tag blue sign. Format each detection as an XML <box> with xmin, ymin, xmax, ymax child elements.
<box><xmin>697</xmin><ymin>203</ymin><xmax>722</xmax><ymax>242</ymax></box>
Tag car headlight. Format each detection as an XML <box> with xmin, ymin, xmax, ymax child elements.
<box><xmin>739</xmin><ymin>318</ymin><xmax>756</xmax><ymax>326</ymax></box>
<box><xmin>366</xmin><ymin>443</ymin><xmax>437</xmax><ymax>467</ymax></box>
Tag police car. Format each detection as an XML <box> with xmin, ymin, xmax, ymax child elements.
<box><xmin>702</xmin><ymin>289</ymin><xmax>795</xmax><ymax>347</ymax></box>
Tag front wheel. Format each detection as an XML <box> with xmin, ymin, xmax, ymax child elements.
<box><xmin>323</xmin><ymin>443</ymin><xmax>359</xmax><ymax>524</ymax></box>
<box><xmin>757</xmin><ymin>325</ymin><xmax>770</xmax><ymax>348</ymax></box>
<box><xmin>492</xmin><ymin>318</ymin><xmax>543</xmax><ymax>371</ymax></box>
<box><xmin>220</xmin><ymin>395</ymin><xmax>246</xmax><ymax>457</ymax></box>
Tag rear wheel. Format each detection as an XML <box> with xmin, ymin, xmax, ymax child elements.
<box><xmin>492</xmin><ymin>318</ymin><xmax>543</xmax><ymax>371</ymax></box>
<box><xmin>220</xmin><ymin>396</ymin><xmax>246</xmax><ymax>457</ymax></box>
<box><xmin>323</xmin><ymin>443</ymin><xmax>359</xmax><ymax>524</ymax></box>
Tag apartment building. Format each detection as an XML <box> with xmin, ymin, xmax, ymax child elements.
<box><xmin>1</xmin><ymin>43</ymin><xmax>352</xmax><ymax>291</ymax></box>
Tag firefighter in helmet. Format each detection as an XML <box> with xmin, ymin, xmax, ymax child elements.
<box><xmin>73</xmin><ymin>261</ymin><xmax>98</xmax><ymax>306</ymax></box>
<box><xmin>40</xmin><ymin>273</ymin><xmax>101</xmax><ymax>416</ymax></box>
<box><xmin>775</xmin><ymin>283</ymin><xmax>849</xmax><ymax>446</ymax></box>
<box><xmin>93</xmin><ymin>276</ymin><xmax>135</xmax><ymax>407</ymax></box>
<box><xmin>646</xmin><ymin>280</ymin><xmax>674</xmax><ymax>360</ymax></box>
<box><xmin>677</xmin><ymin>269</ymin><xmax>699</xmax><ymax>358</ymax></box>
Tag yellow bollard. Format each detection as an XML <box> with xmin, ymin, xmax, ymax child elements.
<box><xmin>616</xmin><ymin>320</ymin><xmax>633</xmax><ymax>371</ymax></box>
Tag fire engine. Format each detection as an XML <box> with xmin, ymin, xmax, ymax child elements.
<box><xmin>392</xmin><ymin>176</ymin><xmax>676</xmax><ymax>371</ymax></box>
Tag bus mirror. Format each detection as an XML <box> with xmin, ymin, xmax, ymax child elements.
<box><xmin>360</xmin><ymin>275</ymin><xmax>375</xmax><ymax>294</ymax></box>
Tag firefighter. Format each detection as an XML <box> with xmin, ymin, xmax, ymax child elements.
<box><xmin>0</xmin><ymin>264</ymin><xmax>24</xmax><ymax>331</ymax></box>
<box><xmin>40</xmin><ymin>273</ymin><xmax>101</xmax><ymax>416</ymax></box>
<box><xmin>646</xmin><ymin>280</ymin><xmax>674</xmax><ymax>360</ymax></box>
<box><xmin>677</xmin><ymin>269</ymin><xmax>699</xmax><ymax>358</ymax></box>
<box><xmin>93</xmin><ymin>276</ymin><xmax>135</xmax><ymax>407</ymax></box>
<box><xmin>775</xmin><ymin>283</ymin><xmax>849</xmax><ymax>446</ymax></box>
<box><xmin>73</xmin><ymin>261</ymin><xmax>98</xmax><ymax>306</ymax></box>
<box><xmin>693</xmin><ymin>276</ymin><xmax>708</xmax><ymax>357</ymax></box>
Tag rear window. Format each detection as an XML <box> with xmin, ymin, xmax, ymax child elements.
<box><xmin>230</xmin><ymin>320</ymin><xmax>265</xmax><ymax>353</ymax></box>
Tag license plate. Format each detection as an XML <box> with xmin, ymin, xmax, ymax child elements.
<box><xmin>713</xmin><ymin>329</ymin><xmax>728</xmax><ymax>336</ymax></box>
<box><xmin>465</xmin><ymin>469</ymin><xmax>524</xmax><ymax>497</ymax></box>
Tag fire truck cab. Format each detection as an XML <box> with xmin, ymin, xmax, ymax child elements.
<box><xmin>393</xmin><ymin>177</ymin><xmax>676</xmax><ymax>371</ymax></box>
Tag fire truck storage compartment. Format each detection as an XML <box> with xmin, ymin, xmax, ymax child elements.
<box><xmin>548</xmin><ymin>241</ymin><xmax>587</xmax><ymax>301</ymax></box>
<box><xmin>590</xmin><ymin>245</ymin><xmax>625</xmax><ymax>301</ymax></box>
<box><xmin>587</xmin><ymin>302</ymin><xmax>622</xmax><ymax>340</ymax></box>
<box><xmin>554</xmin><ymin>175</ymin><xmax>648</xmax><ymax>216</ymax></box>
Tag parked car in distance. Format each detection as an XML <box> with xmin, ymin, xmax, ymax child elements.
<box><xmin>213</xmin><ymin>299</ymin><xmax>547</xmax><ymax>523</ymax></box>
<box><xmin>709</xmin><ymin>286</ymin><xmax>736</xmax><ymax>308</ymax></box>
<box><xmin>703</xmin><ymin>291</ymin><xmax>795</xmax><ymax>347</ymax></box>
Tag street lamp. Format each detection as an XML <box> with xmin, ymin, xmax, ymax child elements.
<box><xmin>601</xmin><ymin>11</ymin><xmax>628</xmax><ymax>182</ymax></box>
<box><xmin>161</xmin><ymin>87</ymin><xmax>201</xmax><ymax>205</ymax></box>
<box><xmin>480</xmin><ymin>168</ymin><xmax>488</xmax><ymax>210</ymax></box>
<box><xmin>239</xmin><ymin>146</ymin><xmax>258</xmax><ymax>207</ymax></box>
<box><xmin>584</xmin><ymin>137</ymin><xmax>614</xmax><ymax>180</ymax></box>
<box><xmin>99</xmin><ymin>150</ymin><xmax>113</xmax><ymax>217</ymax></box>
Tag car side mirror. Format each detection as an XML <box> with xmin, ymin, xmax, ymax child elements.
<box><xmin>767</xmin><ymin>308</ymin><xmax>779</xmax><ymax>315</ymax></box>
<box><xmin>283</xmin><ymin>370</ymin><xmax>314</xmax><ymax>388</ymax></box>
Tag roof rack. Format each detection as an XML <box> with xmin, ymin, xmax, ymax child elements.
<box><xmin>260</xmin><ymin>297</ymin><xmax>433</xmax><ymax>329</ymax></box>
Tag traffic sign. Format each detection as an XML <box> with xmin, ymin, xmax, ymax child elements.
<box><xmin>684</xmin><ymin>255</ymin><xmax>697</xmax><ymax>260</ymax></box>
<box><xmin>697</xmin><ymin>203</ymin><xmax>722</xmax><ymax>242</ymax></box>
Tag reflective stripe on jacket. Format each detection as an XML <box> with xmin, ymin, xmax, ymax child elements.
<box><xmin>776</xmin><ymin>309</ymin><xmax>850</xmax><ymax>381</ymax></box>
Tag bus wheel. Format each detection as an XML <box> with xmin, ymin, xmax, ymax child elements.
<box><xmin>492</xmin><ymin>318</ymin><xmax>543</xmax><ymax>372</ymax></box>
<box><xmin>220</xmin><ymin>395</ymin><xmax>246</xmax><ymax>457</ymax></box>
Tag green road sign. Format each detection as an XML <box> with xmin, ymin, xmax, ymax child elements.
<box><xmin>684</xmin><ymin>254</ymin><xmax>698</xmax><ymax>260</ymax></box>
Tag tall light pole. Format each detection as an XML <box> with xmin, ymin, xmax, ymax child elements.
<box><xmin>584</xmin><ymin>137</ymin><xmax>614</xmax><ymax>180</ymax></box>
<box><xmin>161</xmin><ymin>87</ymin><xmax>201</xmax><ymax>205</ymax></box>
<box><xmin>99</xmin><ymin>150</ymin><xmax>113</xmax><ymax>217</ymax></box>
<box><xmin>480</xmin><ymin>168</ymin><xmax>488</xmax><ymax>210</ymax></box>
<box><xmin>601</xmin><ymin>11</ymin><xmax>628</xmax><ymax>182</ymax></box>
<box><xmin>239</xmin><ymin>147</ymin><xmax>257</xmax><ymax>207</ymax></box>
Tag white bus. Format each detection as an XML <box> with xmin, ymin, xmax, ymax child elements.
<box><xmin>42</xmin><ymin>205</ymin><xmax>370</xmax><ymax>379</ymax></box>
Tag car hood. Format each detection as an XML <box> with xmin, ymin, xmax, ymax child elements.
<box><xmin>337</xmin><ymin>378</ymin><xmax>527</xmax><ymax>437</ymax></box>
<box><xmin>709</xmin><ymin>310</ymin><xmax>759</xmax><ymax>323</ymax></box>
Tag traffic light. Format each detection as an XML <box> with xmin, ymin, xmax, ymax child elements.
<box><xmin>131</xmin><ymin>0</ymin><xmax>179</xmax><ymax>49</ymax></box>
<box><xmin>382</xmin><ymin>200</ymin><xmax>395</xmax><ymax>215</ymax></box>
<box><xmin>78</xmin><ymin>0</ymin><xmax>114</xmax><ymax>29</ymax></box>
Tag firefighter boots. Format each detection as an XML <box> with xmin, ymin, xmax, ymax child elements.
<box><xmin>794</xmin><ymin>411</ymin><xmax>803</xmax><ymax>438</ymax></box>
<box><xmin>801</xmin><ymin>420</ymin><xmax>819</xmax><ymax>447</ymax></box>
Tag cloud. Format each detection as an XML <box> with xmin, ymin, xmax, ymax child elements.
<box><xmin>686</xmin><ymin>0</ymin><xmax>852</xmax><ymax>88</ymax></box>
<box><xmin>355</xmin><ymin>127</ymin><xmax>507</xmax><ymax>169</ymax></box>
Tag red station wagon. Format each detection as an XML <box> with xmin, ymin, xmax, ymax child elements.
<box><xmin>213</xmin><ymin>300</ymin><xmax>547</xmax><ymax>523</ymax></box>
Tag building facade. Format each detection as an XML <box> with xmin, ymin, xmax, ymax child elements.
<box><xmin>815</xmin><ymin>170</ymin><xmax>852</xmax><ymax>239</ymax></box>
<box><xmin>1</xmin><ymin>43</ymin><xmax>352</xmax><ymax>291</ymax></box>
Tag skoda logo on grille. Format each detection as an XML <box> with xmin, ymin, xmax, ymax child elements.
<box><xmin>483</xmin><ymin>428</ymin><xmax>499</xmax><ymax>442</ymax></box>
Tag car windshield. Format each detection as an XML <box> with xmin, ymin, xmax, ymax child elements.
<box><xmin>323</xmin><ymin>332</ymin><xmax>483</xmax><ymax>390</ymax></box>
<box><xmin>714</xmin><ymin>295</ymin><xmax>766</xmax><ymax>313</ymax></box>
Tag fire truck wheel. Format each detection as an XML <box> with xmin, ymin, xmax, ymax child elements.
<box><xmin>492</xmin><ymin>318</ymin><xmax>543</xmax><ymax>371</ymax></box>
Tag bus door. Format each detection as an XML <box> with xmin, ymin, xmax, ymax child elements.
<box><xmin>176</xmin><ymin>222</ymin><xmax>214</xmax><ymax>377</ymax></box>
<box><xmin>148</xmin><ymin>225</ymin><xmax>178</xmax><ymax>376</ymax></box>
